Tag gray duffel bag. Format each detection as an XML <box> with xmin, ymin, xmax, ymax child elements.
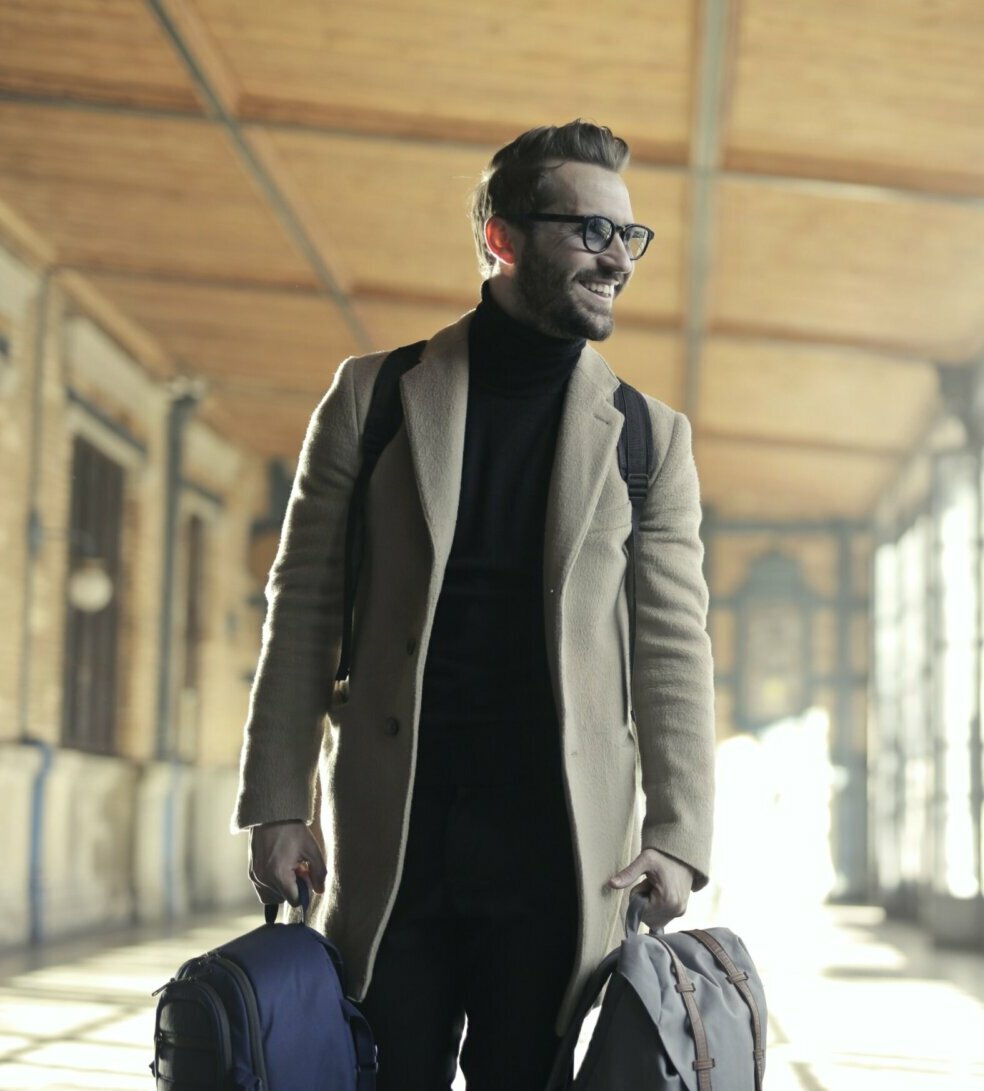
<box><xmin>546</xmin><ymin>896</ymin><xmax>767</xmax><ymax>1090</ymax></box>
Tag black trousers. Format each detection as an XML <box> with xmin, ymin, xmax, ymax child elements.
<box><xmin>357</xmin><ymin>776</ymin><xmax>577</xmax><ymax>1091</ymax></box>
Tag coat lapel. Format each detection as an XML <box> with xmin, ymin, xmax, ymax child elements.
<box><xmin>399</xmin><ymin>312</ymin><xmax>471</xmax><ymax>568</ymax></box>
<box><xmin>544</xmin><ymin>345</ymin><xmax>624</xmax><ymax>595</ymax></box>
<box><xmin>400</xmin><ymin>317</ymin><xmax>623</xmax><ymax>593</ymax></box>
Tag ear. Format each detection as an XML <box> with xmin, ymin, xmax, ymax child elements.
<box><xmin>484</xmin><ymin>216</ymin><xmax>520</xmax><ymax>267</ymax></box>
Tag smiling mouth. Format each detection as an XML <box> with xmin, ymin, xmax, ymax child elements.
<box><xmin>579</xmin><ymin>280</ymin><xmax>618</xmax><ymax>302</ymax></box>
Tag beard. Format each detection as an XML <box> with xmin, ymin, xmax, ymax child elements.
<box><xmin>513</xmin><ymin>242</ymin><xmax>618</xmax><ymax>342</ymax></box>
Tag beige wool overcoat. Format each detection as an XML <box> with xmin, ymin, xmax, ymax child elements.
<box><xmin>234</xmin><ymin>310</ymin><xmax>716</xmax><ymax>1032</ymax></box>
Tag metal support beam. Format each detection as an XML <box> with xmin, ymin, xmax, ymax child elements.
<box><xmin>144</xmin><ymin>0</ymin><xmax>373</xmax><ymax>354</ymax></box>
<box><xmin>683</xmin><ymin>0</ymin><xmax>732</xmax><ymax>421</ymax></box>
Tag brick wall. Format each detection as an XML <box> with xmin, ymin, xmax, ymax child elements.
<box><xmin>0</xmin><ymin>235</ymin><xmax>270</xmax><ymax>936</ymax></box>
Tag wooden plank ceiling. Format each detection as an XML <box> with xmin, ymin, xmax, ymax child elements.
<box><xmin>2</xmin><ymin>0</ymin><xmax>981</xmax><ymax>516</ymax></box>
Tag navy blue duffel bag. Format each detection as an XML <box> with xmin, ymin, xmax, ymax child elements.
<box><xmin>150</xmin><ymin>880</ymin><xmax>377</xmax><ymax>1090</ymax></box>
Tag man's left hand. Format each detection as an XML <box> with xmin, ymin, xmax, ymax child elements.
<box><xmin>608</xmin><ymin>848</ymin><xmax>694</xmax><ymax>930</ymax></box>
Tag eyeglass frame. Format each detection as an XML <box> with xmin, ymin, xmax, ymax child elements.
<box><xmin>516</xmin><ymin>213</ymin><xmax>655</xmax><ymax>260</ymax></box>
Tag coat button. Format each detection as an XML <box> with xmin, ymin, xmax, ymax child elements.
<box><xmin>383</xmin><ymin>717</ymin><xmax>400</xmax><ymax>736</ymax></box>
<box><xmin>406</xmin><ymin>637</ymin><xmax>417</xmax><ymax>655</ymax></box>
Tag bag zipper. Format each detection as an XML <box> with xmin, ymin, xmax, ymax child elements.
<box><xmin>212</xmin><ymin>954</ymin><xmax>270</xmax><ymax>1089</ymax></box>
<box><xmin>153</xmin><ymin>978</ymin><xmax>233</xmax><ymax>1086</ymax></box>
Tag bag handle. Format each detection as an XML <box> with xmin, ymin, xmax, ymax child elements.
<box><xmin>547</xmin><ymin>896</ymin><xmax>723</xmax><ymax>1091</ymax></box>
<box><xmin>625</xmin><ymin>891</ymin><xmax>657</xmax><ymax>938</ymax></box>
<box><xmin>264</xmin><ymin>876</ymin><xmax>310</xmax><ymax>925</ymax></box>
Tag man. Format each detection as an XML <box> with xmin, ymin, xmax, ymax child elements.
<box><xmin>234</xmin><ymin>120</ymin><xmax>715</xmax><ymax>1089</ymax></box>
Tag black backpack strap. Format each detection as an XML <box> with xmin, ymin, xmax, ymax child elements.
<box><xmin>336</xmin><ymin>341</ymin><xmax>426</xmax><ymax>684</ymax></box>
<box><xmin>614</xmin><ymin>381</ymin><xmax>653</xmax><ymax>525</ymax></box>
<box><xmin>613</xmin><ymin>381</ymin><xmax>654</xmax><ymax>693</ymax></box>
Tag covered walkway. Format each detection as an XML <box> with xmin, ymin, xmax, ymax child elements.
<box><xmin>3</xmin><ymin>4</ymin><xmax>984</xmax><ymax>1088</ymax></box>
<box><xmin>0</xmin><ymin>900</ymin><xmax>981</xmax><ymax>1090</ymax></box>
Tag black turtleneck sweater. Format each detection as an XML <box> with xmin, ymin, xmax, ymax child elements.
<box><xmin>416</xmin><ymin>284</ymin><xmax>583</xmax><ymax>786</ymax></box>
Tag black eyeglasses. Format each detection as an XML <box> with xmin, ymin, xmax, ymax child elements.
<box><xmin>518</xmin><ymin>213</ymin><xmax>655</xmax><ymax>260</ymax></box>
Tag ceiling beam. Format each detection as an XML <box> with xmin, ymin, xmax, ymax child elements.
<box><xmin>6</xmin><ymin>87</ymin><xmax>984</xmax><ymax>208</ymax></box>
<box><xmin>55</xmin><ymin>262</ymin><xmax>971</xmax><ymax>365</ymax></box>
<box><xmin>697</xmin><ymin>427</ymin><xmax>909</xmax><ymax>459</ymax></box>
<box><xmin>64</xmin><ymin>265</ymin><xmax>335</xmax><ymax>296</ymax></box>
<box><xmin>707</xmin><ymin>515</ymin><xmax>870</xmax><ymax>534</ymax></box>
<box><xmin>717</xmin><ymin>167</ymin><xmax>984</xmax><ymax>210</ymax></box>
<box><xmin>144</xmin><ymin>0</ymin><xmax>372</xmax><ymax>352</ymax></box>
<box><xmin>0</xmin><ymin>88</ymin><xmax>206</xmax><ymax>123</ymax></box>
<box><xmin>708</xmin><ymin>319</ymin><xmax>976</xmax><ymax>368</ymax></box>
<box><xmin>0</xmin><ymin>196</ymin><xmax>180</xmax><ymax>377</ymax></box>
<box><xmin>0</xmin><ymin>192</ymin><xmax>58</xmax><ymax>269</ymax></box>
<box><xmin>57</xmin><ymin>271</ymin><xmax>177</xmax><ymax>378</ymax></box>
<box><xmin>202</xmin><ymin>376</ymin><xmax>332</xmax><ymax>400</ymax></box>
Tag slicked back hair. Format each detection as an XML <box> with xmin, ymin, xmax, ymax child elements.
<box><xmin>470</xmin><ymin>119</ymin><xmax>631</xmax><ymax>278</ymax></box>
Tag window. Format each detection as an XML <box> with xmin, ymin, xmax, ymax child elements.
<box><xmin>872</xmin><ymin>517</ymin><xmax>933</xmax><ymax>906</ymax></box>
<box><xmin>933</xmin><ymin>455</ymin><xmax>980</xmax><ymax>900</ymax></box>
<box><xmin>897</xmin><ymin>520</ymin><xmax>931</xmax><ymax>890</ymax></box>
<box><xmin>872</xmin><ymin>540</ymin><xmax>901</xmax><ymax>896</ymax></box>
<box><xmin>175</xmin><ymin>512</ymin><xmax>206</xmax><ymax>760</ymax></box>
<box><xmin>62</xmin><ymin>436</ymin><xmax>125</xmax><ymax>754</ymax></box>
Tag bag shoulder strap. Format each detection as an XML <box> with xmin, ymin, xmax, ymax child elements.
<box><xmin>336</xmin><ymin>341</ymin><xmax>426</xmax><ymax>683</ymax></box>
<box><xmin>686</xmin><ymin>929</ymin><xmax>766</xmax><ymax>1091</ymax></box>
<box><xmin>614</xmin><ymin>380</ymin><xmax>653</xmax><ymax>527</ymax></box>
<box><xmin>360</xmin><ymin>341</ymin><xmax>428</xmax><ymax>467</ymax></box>
<box><xmin>613</xmin><ymin>381</ymin><xmax>654</xmax><ymax>688</ymax></box>
<box><xmin>338</xmin><ymin>364</ymin><xmax>654</xmax><ymax>686</ymax></box>
<box><xmin>657</xmin><ymin>935</ymin><xmax>717</xmax><ymax>1091</ymax></box>
<box><xmin>341</xmin><ymin>996</ymin><xmax>380</xmax><ymax>1090</ymax></box>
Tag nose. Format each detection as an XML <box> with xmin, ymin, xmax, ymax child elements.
<box><xmin>601</xmin><ymin>230</ymin><xmax>633</xmax><ymax>275</ymax></box>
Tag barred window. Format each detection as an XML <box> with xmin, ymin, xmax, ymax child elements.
<box><xmin>175</xmin><ymin>511</ymin><xmax>206</xmax><ymax>760</ymax></box>
<box><xmin>62</xmin><ymin>435</ymin><xmax>125</xmax><ymax>754</ymax></box>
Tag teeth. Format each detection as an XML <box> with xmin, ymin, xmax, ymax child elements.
<box><xmin>582</xmin><ymin>282</ymin><xmax>615</xmax><ymax>298</ymax></box>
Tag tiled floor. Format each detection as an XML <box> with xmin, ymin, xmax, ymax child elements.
<box><xmin>0</xmin><ymin>901</ymin><xmax>981</xmax><ymax>1089</ymax></box>
<box><xmin>0</xmin><ymin>914</ymin><xmax>258</xmax><ymax>1089</ymax></box>
<box><xmin>730</xmin><ymin>903</ymin><xmax>984</xmax><ymax>1091</ymax></box>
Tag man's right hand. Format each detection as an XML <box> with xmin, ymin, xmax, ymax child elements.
<box><xmin>248</xmin><ymin>820</ymin><xmax>327</xmax><ymax>910</ymax></box>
